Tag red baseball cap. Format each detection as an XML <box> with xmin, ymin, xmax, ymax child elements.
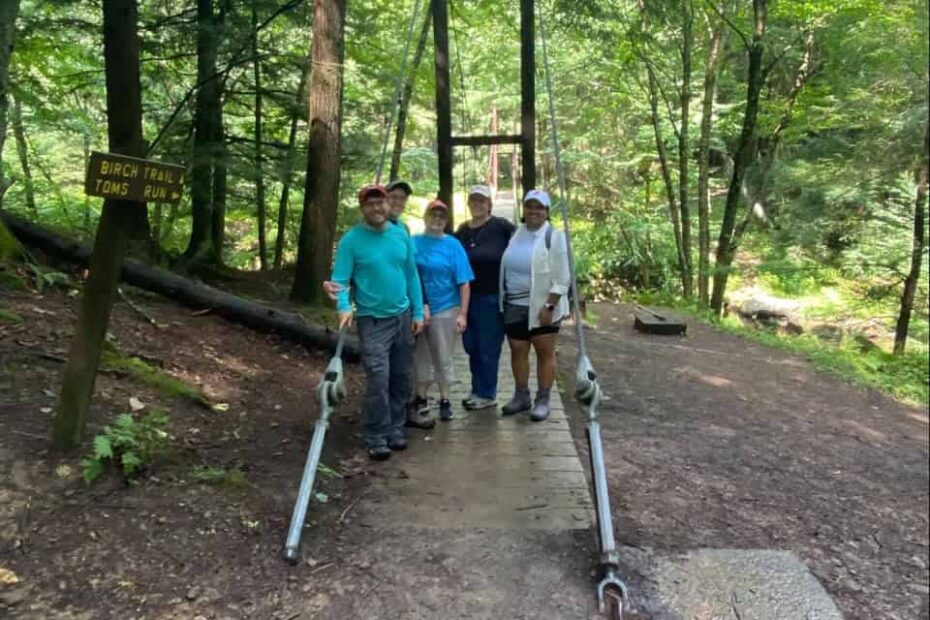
<box><xmin>357</xmin><ymin>184</ymin><xmax>387</xmax><ymax>205</ymax></box>
<box><xmin>426</xmin><ymin>199</ymin><xmax>449</xmax><ymax>213</ymax></box>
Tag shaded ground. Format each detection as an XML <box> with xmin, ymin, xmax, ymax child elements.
<box><xmin>0</xmin><ymin>285</ymin><xmax>606</xmax><ymax>619</ymax></box>
<box><xmin>558</xmin><ymin>302</ymin><xmax>930</xmax><ymax>620</ymax></box>
<box><xmin>3</xmin><ymin>284</ymin><xmax>928</xmax><ymax>619</ymax></box>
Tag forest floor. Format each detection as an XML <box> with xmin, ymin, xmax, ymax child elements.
<box><xmin>0</xmin><ymin>282</ymin><xmax>927</xmax><ymax>619</ymax></box>
<box><xmin>557</xmin><ymin>303</ymin><xmax>929</xmax><ymax>619</ymax></box>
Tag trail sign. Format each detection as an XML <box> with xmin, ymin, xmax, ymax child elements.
<box><xmin>85</xmin><ymin>151</ymin><xmax>185</xmax><ymax>204</ymax></box>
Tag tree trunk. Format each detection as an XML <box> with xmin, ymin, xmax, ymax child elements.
<box><xmin>291</xmin><ymin>0</ymin><xmax>347</xmax><ymax>303</ymax></box>
<box><xmin>83</xmin><ymin>132</ymin><xmax>92</xmax><ymax>230</ymax></box>
<box><xmin>274</xmin><ymin>54</ymin><xmax>310</xmax><ymax>269</ymax></box>
<box><xmin>487</xmin><ymin>107</ymin><xmax>499</xmax><ymax>191</ymax></box>
<box><xmin>389</xmin><ymin>10</ymin><xmax>431</xmax><ymax>182</ymax></box>
<box><xmin>209</xmin><ymin>0</ymin><xmax>228</xmax><ymax>265</ymax></box>
<box><xmin>710</xmin><ymin>0</ymin><xmax>767</xmax><ymax>316</ymax></box>
<box><xmin>183</xmin><ymin>0</ymin><xmax>220</xmax><ymax>263</ymax></box>
<box><xmin>894</xmin><ymin>118</ymin><xmax>929</xmax><ymax>355</ymax></box>
<box><xmin>696</xmin><ymin>18</ymin><xmax>725</xmax><ymax>308</ymax></box>
<box><xmin>2</xmin><ymin>211</ymin><xmax>360</xmax><ymax>361</ymax></box>
<box><xmin>11</xmin><ymin>95</ymin><xmax>36</xmax><ymax>214</ymax></box>
<box><xmin>646</xmin><ymin>63</ymin><xmax>687</xmax><ymax>289</ymax></box>
<box><xmin>677</xmin><ymin>0</ymin><xmax>694</xmax><ymax>298</ymax></box>
<box><xmin>52</xmin><ymin>0</ymin><xmax>145</xmax><ymax>451</ymax></box>
<box><xmin>252</xmin><ymin>0</ymin><xmax>268</xmax><ymax>270</ymax></box>
<box><xmin>733</xmin><ymin>30</ymin><xmax>816</xmax><ymax>247</ymax></box>
<box><xmin>210</xmin><ymin>100</ymin><xmax>226</xmax><ymax>264</ymax></box>
<box><xmin>0</xmin><ymin>0</ymin><xmax>22</xmax><ymax>209</ymax></box>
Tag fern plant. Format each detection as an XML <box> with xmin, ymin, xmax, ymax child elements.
<box><xmin>82</xmin><ymin>410</ymin><xmax>171</xmax><ymax>483</ymax></box>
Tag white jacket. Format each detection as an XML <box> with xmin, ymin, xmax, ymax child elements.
<box><xmin>499</xmin><ymin>222</ymin><xmax>572</xmax><ymax>329</ymax></box>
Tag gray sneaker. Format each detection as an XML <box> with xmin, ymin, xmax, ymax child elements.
<box><xmin>461</xmin><ymin>393</ymin><xmax>479</xmax><ymax>408</ymax></box>
<box><xmin>529</xmin><ymin>399</ymin><xmax>550</xmax><ymax>422</ymax></box>
<box><xmin>501</xmin><ymin>390</ymin><xmax>532</xmax><ymax>416</ymax></box>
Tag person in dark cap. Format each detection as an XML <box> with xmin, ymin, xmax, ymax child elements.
<box><xmin>330</xmin><ymin>184</ymin><xmax>425</xmax><ymax>460</ymax></box>
<box><xmin>385</xmin><ymin>179</ymin><xmax>414</xmax><ymax>231</ymax></box>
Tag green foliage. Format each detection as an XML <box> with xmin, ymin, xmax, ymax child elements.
<box><xmin>0</xmin><ymin>267</ymin><xmax>27</xmax><ymax>291</ymax></box>
<box><xmin>0</xmin><ymin>222</ymin><xmax>22</xmax><ymax>262</ymax></box>
<box><xmin>99</xmin><ymin>348</ymin><xmax>211</xmax><ymax>408</ymax></box>
<box><xmin>0</xmin><ymin>305</ymin><xmax>24</xmax><ymax>324</ymax></box>
<box><xmin>82</xmin><ymin>410</ymin><xmax>171</xmax><ymax>484</ymax></box>
<box><xmin>190</xmin><ymin>465</ymin><xmax>248</xmax><ymax>487</ymax></box>
<box><xmin>24</xmin><ymin>263</ymin><xmax>72</xmax><ymax>293</ymax></box>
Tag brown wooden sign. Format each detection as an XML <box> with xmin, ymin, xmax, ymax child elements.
<box><xmin>85</xmin><ymin>151</ymin><xmax>185</xmax><ymax>204</ymax></box>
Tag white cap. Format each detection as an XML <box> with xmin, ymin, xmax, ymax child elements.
<box><xmin>523</xmin><ymin>189</ymin><xmax>551</xmax><ymax>209</ymax></box>
<box><xmin>468</xmin><ymin>184</ymin><xmax>492</xmax><ymax>199</ymax></box>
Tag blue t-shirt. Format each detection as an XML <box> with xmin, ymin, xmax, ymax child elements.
<box><xmin>331</xmin><ymin>224</ymin><xmax>424</xmax><ymax>320</ymax></box>
<box><xmin>412</xmin><ymin>234</ymin><xmax>474</xmax><ymax>314</ymax></box>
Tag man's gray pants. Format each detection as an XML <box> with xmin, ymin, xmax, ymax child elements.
<box><xmin>356</xmin><ymin>311</ymin><xmax>414</xmax><ymax>449</ymax></box>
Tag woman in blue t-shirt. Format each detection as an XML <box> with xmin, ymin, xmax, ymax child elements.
<box><xmin>412</xmin><ymin>199</ymin><xmax>475</xmax><ymax>421</ymax></box>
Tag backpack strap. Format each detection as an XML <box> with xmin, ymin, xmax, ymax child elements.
<box><xmin>545</xmin><ymin>224</ymin><xmax>553</xmax><ymax>251</ymax></box>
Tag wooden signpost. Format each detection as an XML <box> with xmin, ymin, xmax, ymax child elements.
<box><xmin>85</xmin><ymin>151</ymin><xmax>185</xmax><ymax>204</ymax></box>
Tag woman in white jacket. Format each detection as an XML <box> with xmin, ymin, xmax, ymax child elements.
<box><xmin>498</xmin><ymin>189</ymin><xmax>571</xmax><ymax>421</ymax></box>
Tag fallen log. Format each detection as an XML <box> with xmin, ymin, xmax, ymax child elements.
<box><xmin>1</xmin><ymin>212</ymin><xmax>359</xmax><ymax>361</ymax></box>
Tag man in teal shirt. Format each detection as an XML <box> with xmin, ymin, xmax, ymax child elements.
<box><xmin>333</xmin><ymin>184</ymin><xmax>424</xmax><ymax>460</ymax></box>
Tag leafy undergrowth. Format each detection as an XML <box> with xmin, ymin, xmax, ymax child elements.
<box><xmin>82</xmin><ymin>409</ymin><xmax>172</xmax><ymax>483</ymax></box>
<box><xmin>713</xmin><ymin>314</ymin><xmax>929</xmax><ymax>406</ymax></box>
<box><xmin>628</xmin><ymin>266</ymin><xmax>929</xmax><ymax>406</ymax></box>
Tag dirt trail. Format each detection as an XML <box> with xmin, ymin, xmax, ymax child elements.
<box><xmin>557</xmin><ymin>302</ymin><xmax>929</xmax><ymax>620</ymax></box>
<box><xmin>1</xmin><ymin>289</ymin><xmax>927</xmax><ymax>618</ymax></box>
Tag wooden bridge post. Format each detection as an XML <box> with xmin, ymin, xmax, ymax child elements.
<box><xmin>520</xmin><ymin>0</ymin><xmax>536</xmax><ymax>195</ymax></box>
<box><xmin>432</xmin><ymin>0</ymin><xmax>453</xmax><ymax>212</ymax></box>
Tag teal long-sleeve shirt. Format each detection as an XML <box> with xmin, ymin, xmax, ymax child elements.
<box><xmin>331</xmin><ymin>223</ymin><xmax>424</xmax><ymax>320</ymax></box>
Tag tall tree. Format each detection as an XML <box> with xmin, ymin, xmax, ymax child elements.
<box><xmin>52</xmin><ymin>0</ymin><xmax>146</xmax><ymax>450</ymax></box>
<box><xmin>291</xmin><ymin>0</ymin><xmax>347</xmax><ymax>303</ymax></box>
<box><xmin>696</xmin><ymin>15</ymin><xmax>725</xmax><ymax>307</ymax></box>
<box><xmin>210</xmin><ymin>95</ymin><xmax>226</xmax><ymax>264</ymax></box>
<box><xmin>0</xmin><ymin>0</ymin><xmax>22</xmax><ymax>207</ymax></box>
<box><xmin>677</xmin><ymin>0</ymin><xmax>694</xmax><ymax>298</ymax></box>
<box><xmin>731</xmin><ymin>30</ymin><xmax>817</xmax><ymax>248</ymax></box>
<box><xmin>11</xmin><ymin>95</ymin><xmax>35</xmax><ymax>214</ymax></box>
<box><xmin>894</xmin><ymin>116</ymin><xmax>929</xmax><ymax>354</ymax></box>
<box><xmin>183</xmin><ymin>0</ymin><xmax>221</xmax><ymax>264</ymax></box>
<box><xmin>274</xmin><ymin>54</ymin><xmax>310</xmax><ymax>270</ymax></box>
<box><xmin>710</xmin><ymin>0</ymin><xmax>767</xmax><ymax>315</ymax></box>
<box><xmin>252</xmin><ymin>0</ymin><xmax>268</xmax><ymax>270</ymax></box>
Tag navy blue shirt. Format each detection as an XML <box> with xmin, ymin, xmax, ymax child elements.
<box><xmin>455</xmin><ymin>216</ymin><xmax>515</xmax><ymax>296</ymax></box>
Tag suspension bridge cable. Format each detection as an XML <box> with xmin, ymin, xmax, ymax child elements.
<box><xmin>375</xmin><ymin>0</ymin><xmax>425</xmax><ymax>184</ymax></box>
<box><xmin>538</xmin><ymin>8</ymin><xmax>587</xmax><ymax>360</ymax></box>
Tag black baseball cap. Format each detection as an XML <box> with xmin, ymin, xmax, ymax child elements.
<box><xmin>385</xmin><ymin>180</ymin><xmax>413</xmax><ymax>196</ymax></box>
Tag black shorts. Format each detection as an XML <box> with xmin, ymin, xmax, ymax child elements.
<box><xmin>503</xmin><ymin>303</ymin><xmax>561</xmax><ymax>341</ymax></box>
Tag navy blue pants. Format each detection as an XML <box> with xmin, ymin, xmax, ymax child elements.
<box><xmin>462</xmin><ymin>293</ymin><xmax>506</xmax><ymax>399</ymax></box>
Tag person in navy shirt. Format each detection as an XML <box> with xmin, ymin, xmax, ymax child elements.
<box><xmin>454</xmin><ymin>185</ymin><xmax>515</xmax><ymax>411</ymax></box>
<box><xmin>411</xmin><ymin>199</ymin><xmax>474</xmax><ymax>422</ymax></box>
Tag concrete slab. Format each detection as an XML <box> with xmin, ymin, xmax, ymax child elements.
<box><xmin>619</xmin><ymin>546</ymin><xmax>844</xmax><ymax>619</ymax></box>
<box><xmin>657</xmin><ymin>549</ymin><xmax>843</xmax><ymax>619</ymax></box>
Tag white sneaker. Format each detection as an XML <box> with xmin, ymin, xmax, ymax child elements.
<box><xmin>466</xmin><ymin>396</ymin><xmax>497</xmax><ymax>410</ymax></box>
